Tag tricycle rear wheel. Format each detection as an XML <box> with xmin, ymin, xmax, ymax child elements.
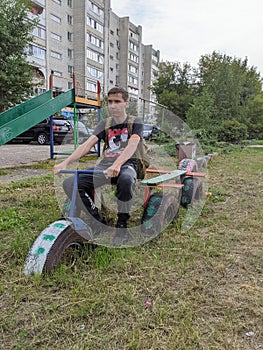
<box><xmin>141</xmin><ymin>193</ymin><xmax>179</xmax><ymax>236</ymax></box>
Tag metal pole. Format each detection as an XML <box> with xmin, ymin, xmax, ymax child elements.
<box><xmin>73</xmin><ymin>102</ymin><xmax>78</xmax><ymax>149</ymax></box>
<box><xmin>49</xmin><ymin>71</ymin><xmax>54</xmax><ymax>159</ymax></box>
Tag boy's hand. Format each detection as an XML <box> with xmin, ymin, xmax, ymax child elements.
<box><xmin>105</xmin><ymin>164</ymin><xmax>121</xmax><ymax>178</ymax></box>
<box><xmin>53</xmin><ymin>163</ymin><xmax>67</xmax><ymax>175</ymax></box>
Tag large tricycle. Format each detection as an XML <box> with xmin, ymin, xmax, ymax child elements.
<box><xmin>24</xmin><ymin>158</ymin><xmax>206</xmax><ymax>275</ymax></box>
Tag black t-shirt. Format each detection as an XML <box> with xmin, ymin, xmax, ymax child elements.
<box><xmin>93</xmin><ymin>116</ymin><xmax>143</xmax><ymax>168</ymax></box>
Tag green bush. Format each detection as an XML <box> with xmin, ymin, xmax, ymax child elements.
<box><xmin>217</xmin><ymin>119</ymin><xmax>248</xmax><ymax>143</ymax></box>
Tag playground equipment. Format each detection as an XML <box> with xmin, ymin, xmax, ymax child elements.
<box><xmin>0</xmin><ymin>72</ymin><xmax>100</xmax><ymax>158</ymax></box>
<box><xmin>23</xmin><ymin>154</ymin><xmax>207</xmax><ymax>275</ymax></box>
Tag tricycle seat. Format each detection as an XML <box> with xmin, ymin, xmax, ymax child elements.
<box><xmin>140</xmin><ymin>169</ymin><xmax>187</xmax><ymax>186</ymax></box>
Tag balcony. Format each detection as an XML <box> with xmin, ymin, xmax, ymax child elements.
<box><xmin>29</xmin><ymin>0</ymin><xmax>45</xmax><ymax>15</ymax></box>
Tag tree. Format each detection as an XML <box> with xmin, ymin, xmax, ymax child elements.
<box><xmin>186</xmin><ymin>89</ymin><xmax>216</xmax><ymax>131</ymax></box>
<box><xmin>0</xmin><ymin>0</ymin><xmax>37</xmax><ymax>112</ymax></box>
<box><xmin>151</xmin><ymin>61</ymin><xmax>196</xmax><ymax>120</ymax></box>
<box><xmin>186</xmin><ymin>51</ymin><xmax>262</xmax><ymax>139</ymax></box>
<box><xmin>246</xmin><ymin>91</ymin><xmax>263</xmax><ymax>139</ymax></box>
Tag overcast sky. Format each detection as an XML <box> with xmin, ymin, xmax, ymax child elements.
<box><xmin>110</xmin><ymin>0</ymin><xmax>263</xmax><ymax>77</ymax></box>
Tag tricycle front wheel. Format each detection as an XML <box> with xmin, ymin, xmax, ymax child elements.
<box><xmin>24</xmin><ymin>220</ymin><xmax>92</xmax><ymax>275</ymax></box>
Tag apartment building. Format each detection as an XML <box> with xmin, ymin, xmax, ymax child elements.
<box><xmin>29</xmin><ymin>0</ymin><xmax>160</xmax><ymax>104</ymax></box>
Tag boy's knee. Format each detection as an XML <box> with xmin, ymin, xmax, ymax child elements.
<box><xmin>118</xmin><ymin>173</ymin><xmax>134</xmax><ymax>189</ymax></box>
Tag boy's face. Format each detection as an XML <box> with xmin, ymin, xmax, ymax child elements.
<box><xmin>108</xmin><ymin>93</ymin><xmax>129</xmax><ymax>118</ymax></box>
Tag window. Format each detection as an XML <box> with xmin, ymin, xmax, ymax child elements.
<box><xmin>67</xmin><ymin>32</ymin><xmax>73</xmax><ymax>41</ymax></box>
<box><xmin>35</xmin><ymin>0</ymin><xmax>45</xmax><ymax>5</ymax></box>
<box><xmin>51</xmin><ymin>32</ymin><xmax>62</xmax><ymax>41</ymax></box>
<box><xmin>50</xmin><ymin>14</ymin><xmax>61</xmax><ymax>23</ymax></box>
<box><xmin>51</xmin><ymin>51</ymin><xmax>62</xmax><ymax>59</ymax></box>
<box><xmin>87</xmin><ymin>33</ymin><xmax>104</xmax><ymax>49</ymax></box>
<box><xmin>52</xmin><ymin>0</ymin><xmax>61</xmax><ymax>4</ymax></box>
<box><xmin>67</xmin><ymin>0</ymin><xmax>72</xmax><ymax>7</ymax></box>
<box><xmin>129</xmin><ymin>30</ymin><xmax>138</xmax><ymax>41</ymax></box>
<box><xmin>87</xmin><ymin>80</ymin><xmax>97</xmax><ymax>92</ymax></box>
<box><xmin>68</xmin><ymin>65</ymin><xmax>73</xmax><ymax>75</ymax></box>
<box><xmin>68</xmin><ymin>82</ymin><xmax>73</xmax><ymax>89</ymax></box>
<box><xmin>87</xmin><ymin>65</ymin><xmax>103</xmax><ymax>79</ymax></box>
<box><xmin>88</xmin><ymin>0</ymin><xmax>104</xmax><ymax>17</ymax></box>
<box><xmin>128</xmin><ymin>64</ymin><xmax>138</xmax><ymax>74</ymax></box>
<box><xmin>110</xmin><ymin>30</ymin><xmax>114</xmax><ymax>35</ymax></box>
<box><xmin>129</xmin><ymin>52</ymin><xmax>139</xmax><ymax>63</ymax></box>
<box><xmin>129</xmin><ymin>41</ymin><xmax>138</xmax><ymax>52</ymax></box>
<box><xmin>27</xmin><ymin>44</ymin><xmax>46</xmax><ymax>60</ymax></box>
<box><xmin>128</xmin><ymin>75</ymin><xmax>138</xmax><ymax>85</ymax></box>
<box><xmin>54</xmin><ymin>86</ymin><xmax>62</xmax><ymax>92</ymax></box>
<box><xmin>67</xmin><ymin>15</ymin><xmax>73</xmax><ymax>25</ymax></box>
<box><xmin>128</xmin><ymin>86</ymin><xmax>139</xmax><ymax>95</ymax></box>
<box><xmin>32</xmin><ymin>26</ymin><xmax>46</xmax><ymax>39</ymax></box>
<box><xmin>152</xmin><ymin>56</ymin><xmax>158</xmax><ymax>64</ymax></box>
<box><xmin>68</xmin><ymin>49</ymin><xmax>74</xmax><ymax>59</ymax></box>
<box><xmin>87</xmin><ymin>17</ymin><xmax>103</xmax><ymax>33</ymax></box>
<box><xmin>87</xmin><ymin>48</ymin><xmax>104</xmax><ymax>64</ymax></box>
<box><xmin>53</xmin><ymin>70</ymin><xmax>62</xmax><ymax>77</ymax></box>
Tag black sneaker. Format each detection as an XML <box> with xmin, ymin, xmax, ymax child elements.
<box><xmin>113</xmin><ymin>222</ymin><xmax>129</xmax><ymax>247</ymax></box>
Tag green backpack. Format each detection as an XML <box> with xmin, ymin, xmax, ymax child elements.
<box><xmin>104</xmin><ymin>116</ymin><xmax>150</xmax><ymax>179</ymax></box>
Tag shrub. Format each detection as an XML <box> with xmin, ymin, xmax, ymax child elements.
<box><xmin>218</xmin><ymin>119</ymin><xmax>248</xmax><ymax>143</ymax></box>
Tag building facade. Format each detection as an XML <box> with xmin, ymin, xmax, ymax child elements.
<box><xmin>29</xmin><ymin>0</ymin><xmax>160</xmax><ymax>104</ymax></box>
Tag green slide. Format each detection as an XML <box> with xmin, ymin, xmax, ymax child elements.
<box><xmin>0</xmin><ymin>89</ymin><xmax>75</xmax><ymax>146</ymax></box>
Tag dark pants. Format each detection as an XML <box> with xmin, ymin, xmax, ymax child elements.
<box><xmin>63</xmin><ymin>163</ymin><xmax>137</xmax><ymax>222</ymax></box>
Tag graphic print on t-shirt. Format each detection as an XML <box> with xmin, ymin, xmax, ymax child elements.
<box><xmin>105</xmin><ymin>127</ymin><xmax>129</xmax><ymax>158</ymax></box>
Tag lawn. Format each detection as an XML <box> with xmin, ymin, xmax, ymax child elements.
<box><xmin>0</xmin><ymin>147</ymin><xmax>262</xmax><ymax>350</ymax></box>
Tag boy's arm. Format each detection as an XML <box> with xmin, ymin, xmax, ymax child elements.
<box><xmin>53</xmin><ymin>135</ymin><xmax>99</xmax><ymax>174</ymax></box>
<box><xmin>105</xmin><ymin>134</ymin><xmax>140</xmax><ymax>178</ymax></box>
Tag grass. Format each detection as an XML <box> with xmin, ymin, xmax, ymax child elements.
<box><xmin>250</xmin><ymin>139</ymin><xmax>263</xmax><ymax>145</ymax></box>
<box><xmin>0</xmin><ymin>147</ymin><xmax>262</xmax><ymax>349</ymax></box>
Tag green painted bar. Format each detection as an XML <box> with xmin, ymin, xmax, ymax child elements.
<box><xmin>140</xmin><ymin>169</ymin><xmax>187</xmax><ymax>185</ymax></box>
<box><xmin>0</xmin><ymin>89</ymin><xmax>75</xmax><ymax>146</ymax></box>
<box><xmin>0</xmin><ymin>90</ymin><xmax>52</xmax><ymax>128</ymax></box>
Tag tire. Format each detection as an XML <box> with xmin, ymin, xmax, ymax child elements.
<box><xmin>141</xmin><ymin>193</ymin><xmax>179</xmax><ymax>236</ymax></box>
<box><xmin>24</xmin><ymin>219</ymin><xmax>89</xmax><ymax>275</ymax></box>
<box><xmin>196</xmin><ymin>157</ymin><xmax>207</xmax><ymax>170</ymax></box>
<box><xmin>37</xmin><ymin>132</ymin><xmax>49</xmax><ymax>145</ymax></box>
<box><xmin>178</xmin><ymin>159</ymin><xmax>198</xmax><ymax>172</ymax></box>
<box><xmin>181</xmin><ymin>177</ymin><xmax>203</xmax><ymax>208</ymax></box>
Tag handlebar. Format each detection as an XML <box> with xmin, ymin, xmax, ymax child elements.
<box><xmin>59</xmin><ymin>169</ymin><xmax>107</xmax><ymax>175</ymax></box>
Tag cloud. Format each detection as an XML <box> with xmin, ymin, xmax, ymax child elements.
<box><xmin>111</xmin><ymin>0</ymin><xmax>263</xmax><ymax>75</ymax></box>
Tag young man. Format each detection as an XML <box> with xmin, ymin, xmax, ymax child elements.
<box><xmin>53</xmin><ymin>87</ymin><xmax>143</xmax><ymax>245</ymax></box>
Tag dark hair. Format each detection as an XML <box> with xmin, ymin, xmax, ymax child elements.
<box><xmin>107</xmin><ymin>87</ymin><xmax>129</xmax><ymax>101</ymax></box>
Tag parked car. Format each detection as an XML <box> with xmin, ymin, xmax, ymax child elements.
<box><xmin>11</xmin><ymin>118</ymin><xmax>73</xmax><ymax>145</ymax></box>
<box><xmin>143</xmin><ymin>124</ymin><xmax>159</xmax><ymax>140</ymax></box>
<box><xmin>68</xmin><ymin>120</ymin><xmax>93</xmax><ymax>143</ymax></box>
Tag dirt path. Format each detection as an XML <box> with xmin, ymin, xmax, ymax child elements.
<box><xmin>0</xmin><ymin>144</ymin><xmax>71</xmax><ymax>169</ymax></box>
<box><xmin>0</xmin><ymin>144</ymin><xmax>71</xmax><ymax>184</ymax></box>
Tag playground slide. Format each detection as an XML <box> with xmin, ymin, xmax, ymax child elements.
<box><xmin>0</xmin><ymin>89</ymin><xmax>75</xmax><ymax>146</ymax></box>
